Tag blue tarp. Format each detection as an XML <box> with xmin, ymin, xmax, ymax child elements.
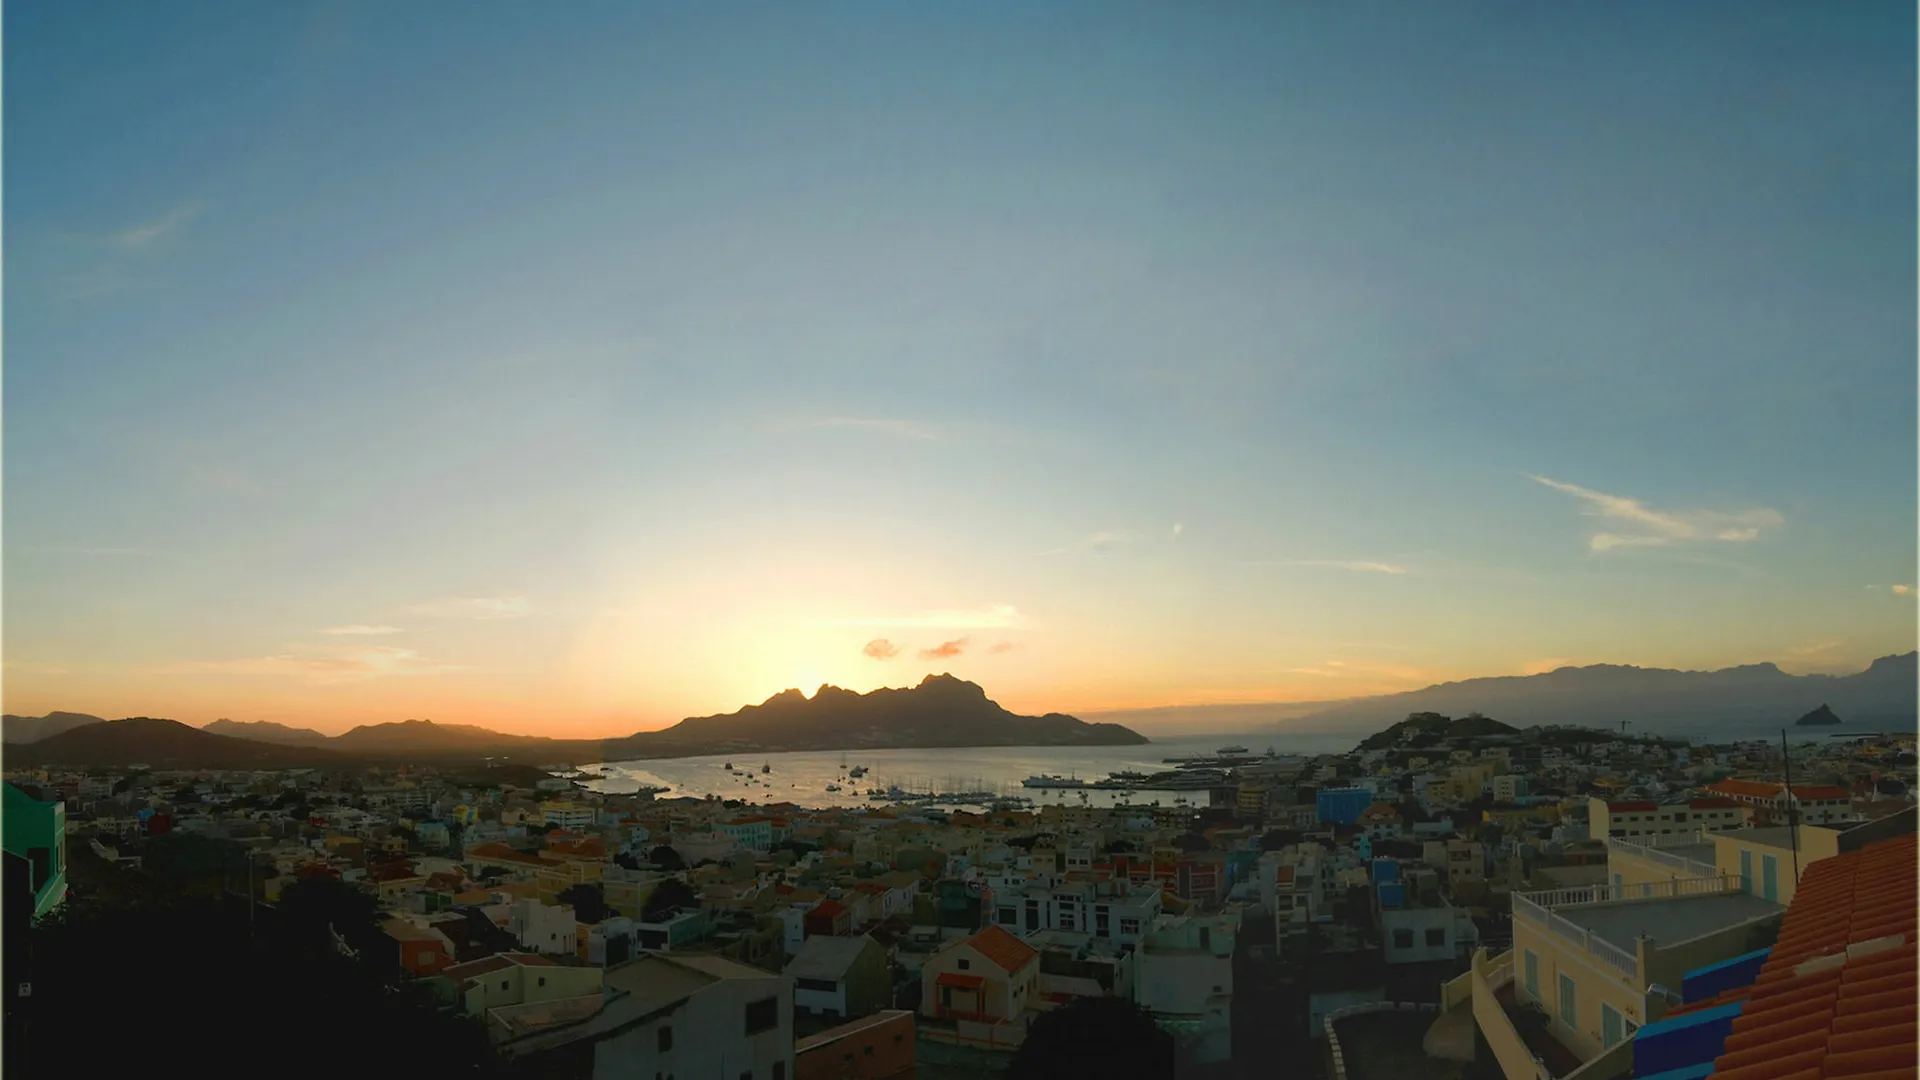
<box><xmin>1633</xmin><ymin>1001</ymin><xmax>1743</xmax><ymax>1079</ymax></box>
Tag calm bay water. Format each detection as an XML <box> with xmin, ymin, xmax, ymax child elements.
<box><xmin>575</xmin><ymin>719</ymin><xmax>1889</xmax><ymax>811</ymax></box>
<box><xmin>579</xmin><ymin>732</ymin><xmax>1360</xmax><ymax>810</ymax></box>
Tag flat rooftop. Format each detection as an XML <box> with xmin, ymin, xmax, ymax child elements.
<box><xmin>1659</xmin><ymin>841</ymin><xmax>1717</xmax><ymax>865</ymax></box>
<box><xmin>1559</xmin><ymin>892</ymin><xmax>1783</xmax><ymax>949</ymax></box>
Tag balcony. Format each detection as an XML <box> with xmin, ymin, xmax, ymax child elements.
<box><xmin>1511</xmin><ymin>873</ymin><xmax>1778</xmax><ymax>985</ymax></box>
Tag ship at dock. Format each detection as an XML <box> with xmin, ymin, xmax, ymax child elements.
<box><xmin>1021</xmin><ymin>774</ymin><xmax>1086</xmax><ymax>789</ymax></box>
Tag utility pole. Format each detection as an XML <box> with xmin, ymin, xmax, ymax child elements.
<box><xmin>1781</xmin><ymin>730</ymin><xmax>1801</xmax><ymax>886</ymax></box>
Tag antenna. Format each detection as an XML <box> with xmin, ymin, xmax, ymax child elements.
<box><xmin>1781</xmin><ymin>729</ymin><xmax>1800</xmax><ymax>887</ymax></box>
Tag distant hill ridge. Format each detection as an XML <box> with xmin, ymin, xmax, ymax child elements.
<box><xmin>8</xmin><ymin>674</ymin><xmax>1146</xmax><ymax>767</ymax></box>
<box><xmin>1</xmin><ymin>711</ymin><xmax>108</xmax><ymax>744</ymax></box>
<box><xmin>1275</xmin><ymin>651</ymin><xmax>1917</xmax><ymax>732</ymax></box>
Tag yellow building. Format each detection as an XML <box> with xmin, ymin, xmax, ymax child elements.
<box><xmin>1505</xmin><ymin>871</ymin><xmax>1783</xmax><ymax>1065</ymax></box>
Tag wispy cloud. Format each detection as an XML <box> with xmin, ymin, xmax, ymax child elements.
<box><xmin>1783</xmin><ymin>638</ymin><xmax>1846</xmax><ymax>658</ymax></box>
<box><xmin>1529</xmin><ymin>475</ymin><xmax>1783</xmax><ymax>552</ymax></box>
<box><xmin>1040</xmin><ymin>531</ymin><xmax>1130</xmax><ymax>557</ymax></box>
<box><xmin>320</xmin><ymin>625</ymin><xmax>405</xmax><ymax>636</ymax></box>
<box><xmin>1171</xmin><ymin>523</ymin><xmax>1185</xmax><ymax>538</ymax></box>
<box><xmin>920</xmin><ymin>637</ymin><xmax>969</xmax><ymax>660</ymax></box>
<box><xmin>813</xmin><ymin>417</ymin><xmax>937</xmax><ymax>441</ymax></box>
<box><xmin>988</xmin><ymin>641</ymin><xmax>1018</xmax><ymax>654</ymax></box>
<box><xmin>862</xmin><ymin>639</ymin><xmax>900</xmax><ymax>660</ymax></box>
<box><xmin>1888</xmin><ymin>584</ymin><xmax>1915</xmax><ymax>597</ymax></box>
<box><xmin>55</xmin><ymin>546</ymin><xmax>166</xmax><ymax>557</ymax></box>
<box><xmin>827</xmin><ymin>605</ymin><xmax>1024</xmax><ymax>630</ymax></box>
<box><xmin>1245</xmin><ymin>559</ymin><xmax>1409</xmax><ymax>575</ymax></box>
<box><xmin>402</xmin><ymin>596</ymin><xmax>530</xmax><ymax>620</ymax></box>
<box><xmin>2</xmin><ymin>662</ymin><xmax>71</xmax><ymax>677</ymax></box>
<box><xmin>114</xmin><ymin>204</ymin><xmax>202</xmax><ymax>249</ymax></box>
<box><xmin>158</xmin><ymin>644</ymin><xmax>470</xmax><ymax>684</ymax></box>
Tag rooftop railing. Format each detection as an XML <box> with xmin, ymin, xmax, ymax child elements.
<box><xmin>1605</xmin><ymin>837</ymin><xmax>1718</xmax><ymax>878</ymax></box>
<box><xmin>1511</xmin><ymin>873</ymin><xmax>1744</xmax><ymax>984</ymax></box>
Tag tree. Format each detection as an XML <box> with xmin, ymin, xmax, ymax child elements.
<box><xmin>11</xmin><ymin>892</ymin><xmax>506</xmax><ymax>1076</ymax></box>
<box><xmin>1008</xmin><ymin>996</ymin><xmax>1174</xmax><ymax>1080</ymax></box>
<box><xmin>557</xmin><ymin>883</ymin><xmax>609</xmax><ymax>924</ymax></box>
<box><xmin>648</xmin><ymin>845</ymin><xmax>685</xmax><ymax>871</ymax></box>
<box><xmin>642</xmin><ymin>879</ymin><xmax>698</xmax><ymax>923</ymax></box>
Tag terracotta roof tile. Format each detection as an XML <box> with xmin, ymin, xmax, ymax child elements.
<box><xmin>1704</xmin><ymin>833</ymin><xmax>1916</xmax><ymax>1080</ymax></box>
<box><xmin>966</xmin><ymin>924</ymin><xmax>1038</xmax><ymax>974</ymax></box>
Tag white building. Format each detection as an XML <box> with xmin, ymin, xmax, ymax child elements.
<box><xmin>1134</xmin><ymin>911</ymin><xmax>1239</xmax><ymax>1064</ymax></box>
<box><xmin>1492</xmin><ymin>774</ymin><xmax>1530</xmax><ymax>803</ymax></box>
<box><xmin>496</xmin><ymin>954</ymin><xmax>794</xmax><ymax>1080</ymax></box>
<box><xmin>984</xmin><ymin>873</ymin><xmax>1162</xmax><ymax>947</ymax></box>
<box><xmin>505</xmin><ymin>898</ymin><xmax>578</xmax><ymax>956</ymax></box>
<box><xmin>1589</xmin><ymin>797</ymin><xmax>1750</xmax><ymax>841</ymax></box>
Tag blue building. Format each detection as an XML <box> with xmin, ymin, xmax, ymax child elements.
<box><xmin>3</xmin><ymin>782</ymin><xmax>67</xmax><ymax>920</ymax></box>
<box><xmin>1316</xmin><ymin>787</ymin><xmax>1372</xmax><ymax>826</ymax></box>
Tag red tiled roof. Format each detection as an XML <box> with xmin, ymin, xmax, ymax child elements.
<box><xmin>966</xmin><ymin>924</ymin><xmax>1038</xmax><ymax>974</ymax></box>
<box><xmin>1705</xmin><ymin>780</ymin><xmax>1853</xmax><ymax>802</ymax></box>
<box><xmin>1701</xmin><ymin>833</ymin><xmax>1916</xmax><ymax>1080</ymax></box>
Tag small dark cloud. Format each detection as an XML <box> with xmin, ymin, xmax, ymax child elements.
<box><xmin>862</xmin><ymin>639</ymin><xmax>900</xmax><ymax>660</ymax></box>
<box><xmin>988</xmin><ymin>641</ymin><xmax>1017</xmax><ymax>654</ymax></box>
<box><xmin>920</xmin><ymin>637</ymin><xmax>969</xmax><ymax>660</ymax></box>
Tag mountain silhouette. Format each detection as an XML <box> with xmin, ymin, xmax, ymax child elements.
<box><xmin>202</xmin><ymin>718</ymin><xmax>332</xmax><ymax>747</ymax></box>
<box><xmin>1277</xmin><ymin>652</ymin><xmax>1917</xmax><ymax>732</ymax></box>
<box><xmin>602</xmin><ymin>673</ymin><xmax>1147</xmax><ymax>757</ymax></box>
<box><xmin>1</xmin><ymin>711</ymin><xmax>107</xmax><ymax>744</ymax></box>
<box><xmin>9</xmin><ymin>718</ymin><xmax>347</xmax><ymax>769</ymax></box>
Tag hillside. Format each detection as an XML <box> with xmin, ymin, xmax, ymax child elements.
<box><xmin>202</xmin><ymin>718</ymin><xmax>332</xmax><ymax>747</ymax></box>
<box><xmin>601</xmin><ymin>673</ymin><xmax>1147</xmax><ymax>759</ymax></box>
<box><xmin>1278</xmin><ymin>652</ymin><xmax>1918</xmax><ymax>733</ymax></box>
<box><xmin>330</xmin><ymin>719</ymin><xmax>566</xmax><ymax>753</ymax></box>
<box><xmin>2</xmin><ymin>711</ymin><xmax>107</xmax><ymax>744</ymax></box>
<box><xmin>9</xmin><ymin>718</ymin><xmax>347</xmax><ymax>769</ymax></box>
<box><xmin>1357</xmin><ymin>711</ymin><xmax>1519</xmax><ymax>751</ymax></box>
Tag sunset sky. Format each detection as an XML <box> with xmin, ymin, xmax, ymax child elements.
<box><xmin>6</xmin><ymin>3</ymin><xmax>1914</xmax><ymax>737</ymax></box>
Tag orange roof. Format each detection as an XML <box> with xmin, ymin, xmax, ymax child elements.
<box><xmin>1703</xmin><ymin>832</ymin><xmax>1916</xmax><ymax>1080</ymax></box>
<box><xmin>1705</xmin><ymin>779</ymin><xmax>1852</xmax><ymax>802</ymax></box>
<box><xmin>966</xmin><ymin>924</ymin><xmax>1038</xmax><ymax>974</ymax></box>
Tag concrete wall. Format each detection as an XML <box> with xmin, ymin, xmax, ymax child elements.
<box><xmin>1709</xmin><ymin>829</ymin><xmax>1840</xmax><ymax>906</ymax></box>
<box><xmin>1513</xmin><ymin>919</ymin><xmax>1646</xmax><ymax>1063</ymax></box>
<box><xmin>592</xmin><ymin>973</ymin><xmax>792</xmax><ymax>1080</ymax></box>
<box><xmin>1641</xmin><ymin>912</ymin><xmax>1783</xmax><ymax>994</ymax></box>
<box><xmin>1471</xmin><ymin>951</ymin><xmax>1547</xmax><ymax>1080</ymax></box>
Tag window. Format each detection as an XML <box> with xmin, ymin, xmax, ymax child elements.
<box><xmin>745</xmin><ymin>997</ymin><xmax>779</xmax><ymax>1036</ymax></box>
<box><xmin>1739</xmin><ymin>849</ymin><xmax>1754</xmax><ymax>893</ymax></box>
<box><xmin>501</xmin><ymin>980</ymin><xmax>510</xmax><ymax>990</ymax></box>
<box><xmin>1392</xmin><ymin>929</ymin><xmax>1414</xmax><ymax>949</ymax></box>
<box><xmin>1425</xmin><ymin>928</ymin><xmax>1445</xmax><ymax>947</ymax></box>
<box><xmin>1602</xmin><ymin>1004</ymin><xmax>1624</xmax><ymax>1049</ymax></box>
<box><xmin>1761</xmin><ymin>854</ymin><xmax>1779</xmax><ymax>902</ymax></box>
<box><xmin>773</xmin><ymin>1066</ymin><xmax>785</xmax><ymax>1080</ymax></box>
<box><xmin>1120</xmin><ymin>918</ymin><xmax>1140</xmax><ymax>936</ymax></box>
<box><xmin>956</xmin><ymin>959</ymin><xmax>970</xmax><ymax>971</ymax></box>
<box><xmin>1558</xmin><ymin>974</ymin><xmax>1577</xmax><ymax>1029</ymax></box>
<box><xmin>659</xmin><ymin>1027</ymin><xmax>673</xmax><ymax>1052</ymax></box>
<box><xmin>1199</xmin><ymin>927</ymin><xmax>1211</xmax><ymax>950</ymax></box>
<box><xmin>740</xmin><ymin>1072</ymin><xmax>752</xmax><ymax>1080</ymax></box>
<box><xmin>863</xmin><ymin>1046</ymin><xmax>873</xmax><ymax>1056</ymax></box>
<box><xmin>796</xmin><ymin>977</ymin><xmax>837</xmax><ymax>993</ymax></box>
<box><xmin>1522</xmin><ymin>950</ymin><xmax>1539</xmax><ymax>997</ymax></box>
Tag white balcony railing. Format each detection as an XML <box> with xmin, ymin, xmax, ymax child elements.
<box><xmin>1606</xmin><ymin>837</ymin><xmax>1717</xmax><ymax>878</ymax></box>
<box><xmin>1511</xmin><ymin>873</ymin><xmax>1744</xmax><ymax>984</ymax></box>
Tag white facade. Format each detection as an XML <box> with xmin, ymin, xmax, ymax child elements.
<box><xmin>985</xmin><ymin>874</ymin><xmax>1162</xmax><ymax>947</ymax></box>
<box><xmin>541</xmin><ymin>802</ymin><xmax>597</xmax><ymax>830</ymax></box>
<box><xmin>588</xmin><ymin>957</ymin><xmax>794</xmax><ymax>1080</ymax></box>
<box><xmin>506</xmin><ymin>898</ymin><xmax>578</xmax><ymax>956</ymax></box>
<box><xmin>1492</xmin><ymin>775</ymin><xmax>1530</xmax><ymax>802</ymax></box>
<box><xmin>1379</xmin><ymin>903</ymin><xmax>1477</xmax><ymax>964</ymax></box>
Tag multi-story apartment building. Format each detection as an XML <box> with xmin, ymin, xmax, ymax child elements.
<box><xmin>540</xmin><ymin>801</ymin><xmax>598</xmax><ymax>831</ymax></box>
<box><xmin>1699</xmin><ymin>779</ymin><xmax>1855</xmax><ymax>826</ymax></box>
<box><xmin>984</xmin><ymin>873</ymin><xmax>1162</xmax><ymax>947</ymax></box>
<box><xmin>1589</xmin><ymin>797</ymin><xmax>1750</xmax><ymax>841</ymax></box>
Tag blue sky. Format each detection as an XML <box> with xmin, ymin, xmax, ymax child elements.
<box><xmin>6</xmin><ymin>2</ymin><xmax>1914</xmax><ymax>734</ymax></box>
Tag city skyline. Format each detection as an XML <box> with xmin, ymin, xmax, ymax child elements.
<box><xmin>6</xmin><ymin>3</ymin><xmax>1915</xmax><ymax>737</ymax></box>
